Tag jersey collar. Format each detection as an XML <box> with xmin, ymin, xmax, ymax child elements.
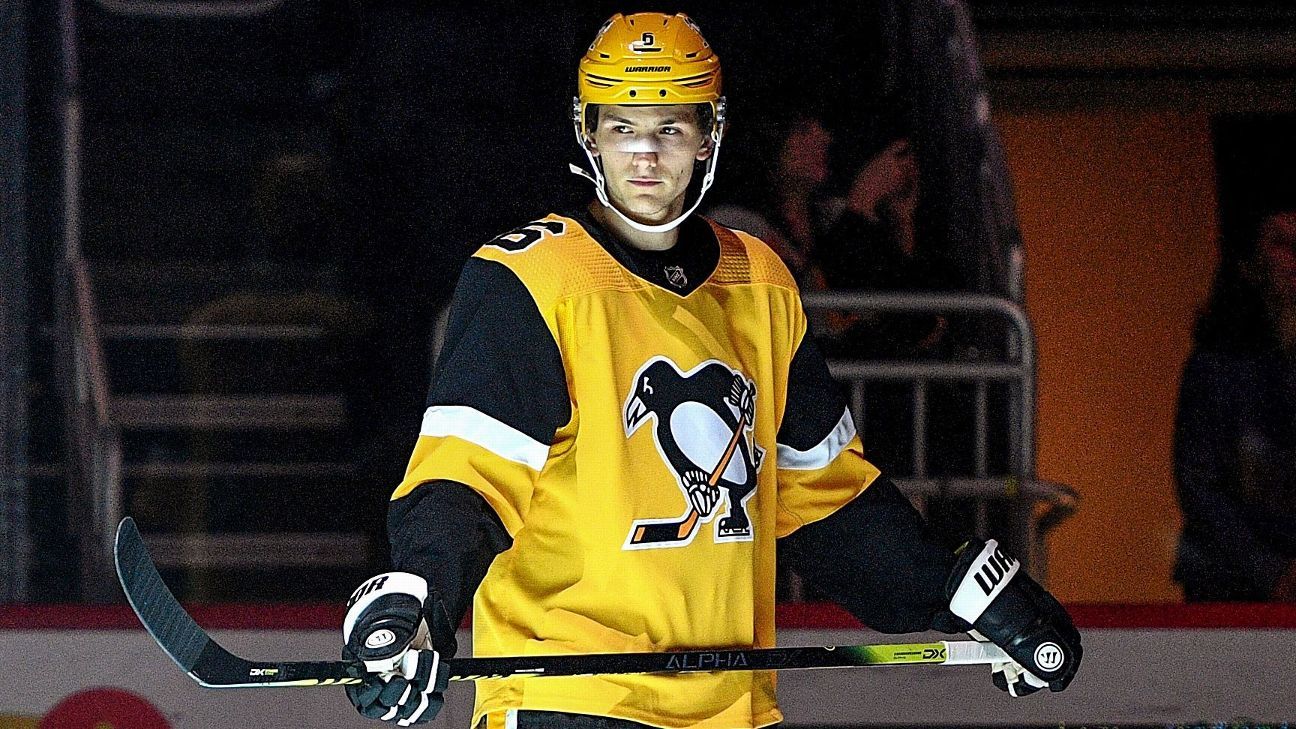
<box><xmin>566</xmin><ymin>206</ymin><xmax>720</xmax><ymax>297</ymax></box>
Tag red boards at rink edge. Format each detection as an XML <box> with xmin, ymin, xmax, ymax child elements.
<box><xmin>39</xmin><ymin>688</ymin><xmax>171</xmax><ymax>729</ymax></box>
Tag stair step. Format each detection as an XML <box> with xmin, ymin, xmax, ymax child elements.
<box><xmin>102</xmin><ymin>324</ymin><xmax>327</xmax><ymax>340</ymax></box>
<box><xmin>125</xmin><ymin>461</ymin><xmax>357</xmax><ymax>479</ymax></box>
<box><xmin>32</xmin><ymin>461</ymin><xmax>359</xmax><ymax>480</ymax></box>
<box><xmin>143</xmin><ymin>532</ymin><xmax>369</xmax><ymax>568</ymax></box>
<box><xmin>94</xmin><ymin>260</ymin><xmax>338</xmax><ymax>294</ymax></box>
<box><xmin>90</xmin><ymin>260</ymin><xmax>345</xmax><ymax>325</ymax></box>
<box><xmin>18</xmin><ymin>463</ymin><xmax>63</xmax><ymax>479</ymax></box>
<box><xmin>119</xmin><ymin>429</ymin><xmax>351</xmax><ymax>463</ymax></box>
<box><xmin>105</xmin><ymin>338</ymin><xmax>348</xmax><ymax>395</ymax></box>
<box><xmin>113</xmin><ymin>394</ymin><xmax>346</xmax><ymax>430</ymax></box>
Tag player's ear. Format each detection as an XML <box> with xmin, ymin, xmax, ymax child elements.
<box><xmin>695</xmin><ymin>136</ymin><xmax>714</xmax><ymax>162</ymax></box>
<box><xmin>584</xmin><ymin>134</ymin><xmax>601</xmax><ymax>158</ymax></box>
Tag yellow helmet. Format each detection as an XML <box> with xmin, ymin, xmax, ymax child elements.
<box><xmin>570</xmin><ymin>12</ymin><xmax>728</xmax><ymax>233</ymax></box>
<box><xmin>575</xmin><ymin>12</ymin><xmax>723</xmax><ymax>133</ymax></box>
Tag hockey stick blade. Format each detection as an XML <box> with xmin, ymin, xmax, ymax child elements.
<box><xmin>114</xmin><ymin>517</ymin><xmax>361</xmax><ymax>687</ymax></box>
<box><xmin>114</xmin><ymin>517</ymin><xmax>1009</xmax><ymax>689</ymax></box>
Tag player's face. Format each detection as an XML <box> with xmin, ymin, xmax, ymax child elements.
<box><xmin>588</xmin><ymin>104</ymin><xmax>714</xmax><ymax>226</ymax></box>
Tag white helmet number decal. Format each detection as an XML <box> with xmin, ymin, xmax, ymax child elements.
<box><xmin>631</xmin><ymin>32</ymin><xmax>659</xmax><ymax>52</ymax></box>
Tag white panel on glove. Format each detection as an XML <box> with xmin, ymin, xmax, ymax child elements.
<box><xmin>949</xmin><ymin>539</ymin><xmax>1021</xmax><ymax>624</ymax></box>
<box><xmin>343</xmin><ymin>572</ymin><xmax>429</xmax><ymax>643</ymax></box>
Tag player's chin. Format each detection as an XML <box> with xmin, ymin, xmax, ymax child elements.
<box><xmin>628</xmin><ymin>208</ymin><xmax>678</xmax><ymax>227</ymax></box>
<box><xmin>617</xmin><ymin>197</ymin><xmax>675</xmax><ymax>225</ymax></box>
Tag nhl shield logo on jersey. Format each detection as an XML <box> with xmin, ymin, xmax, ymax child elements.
<box><xmin>663</xmin><ymin>265</ymin><xmax>688</xmax><ymax>288</ymax></box>
<box><xmin>622</xmin><ymin>356</ymin><xmax>765</xmax><ymax>550</ymax></box>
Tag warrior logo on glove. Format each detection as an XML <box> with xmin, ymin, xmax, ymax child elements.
<box><xmin>1034</xmin><ymin>642</ymin><xmax>1065</xmax><ymax>672</ymax></box>
<box><xmin>623</xmin><ymin>356</ymin><xmax>765</xmax><ymax>550</ymax></box>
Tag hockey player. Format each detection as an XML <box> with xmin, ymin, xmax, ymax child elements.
<box><xmin>341</xmin><ymin>12</ymin><xmax>1081</xmax><ymax>728</ymax></box>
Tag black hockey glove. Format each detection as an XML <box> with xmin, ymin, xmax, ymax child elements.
<box><xmin>944</xmin><ymin>539</ymin><xmax>1082</xmax><ymax>697</ymax></box>
<box><xmin>342</xmin><ymin>572</ymin><xmax>456</xmax><ymax>726</ymax></box>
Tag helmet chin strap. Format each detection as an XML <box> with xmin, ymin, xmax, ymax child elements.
<box><xmin>568</xmin><ymin>125</ymin><xmax>724</xmax><ymax>235</ymax></box>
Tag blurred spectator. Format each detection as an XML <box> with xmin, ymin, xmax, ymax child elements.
<box><xmin>106</xmin><ymin>148</ymin><xmax>379</xmax><ymax>598</ymax></box>
<box><xmin>708</xmin><ymin>112</ymin><xmax>834</xmax><ymax>289</ymax></box>
<box><xmin>1174</xmin><ymin>210</ymin><xmax>1296</xmax><ymax>602</ymax></box>
<box><xmin>820</xmin><ymin>136</ymin><xmax>983</xmax><ymax>542</ymax></box>
<box><xmin>711</xmin><ymin>118</ymin><xmax>966</xmax><ymax>357</ymax></box>
<box><xmin>711</xmin><ymin>115</ymin><xmax>983</xmax><ymax>547</ymax></box>
<box><xmin>709</xmin><ymin>113</ymin><xmax>964</xmax><ymax>352</ymax></box>
<box><xmin>814</xmin><ymin>136</ymin><xmax>966</xmax><ymax>359</ymax></box>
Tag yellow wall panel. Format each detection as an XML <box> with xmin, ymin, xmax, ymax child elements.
<box><xmin>997</xmin><ymin>111</ymin><xmax>1220</xmax><ymax>602</ymax></box>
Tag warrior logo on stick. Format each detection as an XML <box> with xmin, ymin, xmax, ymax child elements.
<box><xmin>622</xmin><ymin>356</ymin><xmax>764</xmax><ymax>549</ymax></box>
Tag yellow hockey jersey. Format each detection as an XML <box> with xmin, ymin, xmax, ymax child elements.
<box><xmin>392</xmin><ymin>209</ymin><xmax>879</xmax><ymax>728</ymax></box>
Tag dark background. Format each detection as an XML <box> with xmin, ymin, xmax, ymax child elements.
<box><xmin>14</xmin><ymin>0</ymin><xmax>1296</xmax><ymax>602</ymax></box>
<box><xmin>21</xmin><ymin>1</ymin><xmax>901</xmax><ymax>601</ymax></box>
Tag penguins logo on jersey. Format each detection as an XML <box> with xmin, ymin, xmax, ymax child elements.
<box><xmin>622</xmin><ymin>356</ymin><xmax>765</xmax><ymax>550</ymax></box>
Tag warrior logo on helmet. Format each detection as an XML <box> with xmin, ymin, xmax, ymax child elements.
<box><xmin>622</xmin><ymin>356</ymin><xmax>765</xmax><ymax>550</ymax></box>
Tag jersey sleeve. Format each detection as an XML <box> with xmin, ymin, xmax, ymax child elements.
<box><xmin>391</xmin><ymin>256</ymin><xmax>571</xmax><ymax>536</ymax></box>
<box><xmin>773</xmin><ymin>329</ymin><xmax>880</xmax><ymax>537</ymax></box>
<box><xmin>774</xmin><ymin>316</ymin><xmax>960</xmax><ymax>632</ymax></box>
<box><xmin>778</xmin><ymin>476</ymin><xmax>957</xmax><ymax>633</ymax></box>
<box><xmin>389</xmin><ymin>478</ymin><xmax>513</xmax><ymax>648</ymax></box>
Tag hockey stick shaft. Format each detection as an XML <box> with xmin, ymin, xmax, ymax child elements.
<box><xmin>115</xmin><ymin>517</ymin><xmax>1007</xmax><ymax>689</ymax></box>
<box><xmin>447</xmin><ymin>640</ymin><xmax>1006</xmax><ymax>681</ymax></box>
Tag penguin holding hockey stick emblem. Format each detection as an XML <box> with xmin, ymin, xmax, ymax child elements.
<box><xmin>623</xmin><ymin>357</ymin><xmax>765</xmax><ymax>549</ymax></box>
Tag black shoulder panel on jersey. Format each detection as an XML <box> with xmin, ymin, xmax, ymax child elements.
<box><xmin>388</xmin><ymin>479</ymin><xmax>513</xmax><ymax>649</ymax></box>
<box><xmin>778</xmin><ymin>477</ymin><xmax>956</xmax><ymax>634</ymax></box>
<box><xmin>778</xmin><ymin>332</ymin><xmax>850</xmax><ymax>451</ymax></box>
<box><xmin>429</xmin><ymin>256</ymin><xmax>570</xmax><ymax>446</ymax></box>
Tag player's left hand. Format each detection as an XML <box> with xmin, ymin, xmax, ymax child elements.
<box><xmin>944</xmin><ymin>539</ymin><xmax>1082</xmax><ymax>697</ymax></box>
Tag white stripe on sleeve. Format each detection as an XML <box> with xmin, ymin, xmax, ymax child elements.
<box><xmin>776</xmin><ymin>407</ymin><xmax>856</xmax><ymax>470</ymax></box>
<box><xmin>420</xmin><ymin>405</ymin><xmax>550</xmax><ymax>471</ymax></box>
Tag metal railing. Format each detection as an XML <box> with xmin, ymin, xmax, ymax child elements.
<box><xmin>53</xmin><ymin>0</ymin><xmax>364</xmax><ymax>599</ymax></box>
<box><xmin>55</xmin><ymin>254</ymin><xmax>123</xmax><ymax>603</ymax></box>
<box><xmin>54</xmin><ymin>258</ymin><xmax>370</xmax><ymax>597</ymax></box>
<box><xmin>54</xmin><ymin>0</ymin><xmax>121</xmax><ymax>600</ymax></box>
<box><xmin>803</xmin><ymin>290</ymin><xmax>1077</xmax><ymax>582</ymax></box>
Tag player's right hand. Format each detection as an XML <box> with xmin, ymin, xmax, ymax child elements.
<box><xmin>342</xmin><ymin>572</ymin><xmax>454</xmax><ymax>725</ymax></box>
<box><xmin>345</xmin><ymin>648</ymin><xmax>449</xmax><ymax>726</ymax></box>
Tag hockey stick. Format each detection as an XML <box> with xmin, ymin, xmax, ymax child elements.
<box><xmin>115</xmin><ymin>517</ymin><xmax>1009</xmax><ymax>689</ymax></box>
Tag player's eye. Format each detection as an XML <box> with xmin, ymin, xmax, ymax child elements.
<box><xmin>659</xmin><ymin>127</ymin><xmax>681</xmax><ymax>135</ymax></box>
